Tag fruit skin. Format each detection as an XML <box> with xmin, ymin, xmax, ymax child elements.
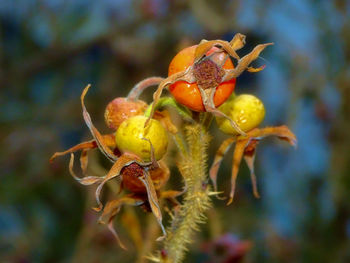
<box><xmin>115</xmin><ymin>115</ymin><xmax>168</xmax><ymax>162</ymax></box>
<box><xmin>104</xmin><ymin>98</ymin><xmax>147</xmax><ymax>130</ymax></box>
<box><xmin>216</xmin><ymin>94</ymin><xmax>265</xmax><ymax>135</ymax></box>
<box><xmin>168</xmin><ymin>45</ymin><xmax>236</xmax><ymax>112</ymax></box>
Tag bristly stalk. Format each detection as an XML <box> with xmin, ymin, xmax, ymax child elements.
<box><xmin>158</xmin><ymin>123</ymin><xmax>212</xmax><ymax>263</ymax></box>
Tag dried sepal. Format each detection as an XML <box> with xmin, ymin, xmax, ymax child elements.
<box><xmin>194</xmin><ymin>38</ymin><xmax>240</xmax><ymax>63</ymax></box>
<box><xmin>159</xmin><ymin>190</ymin><xmax>182</xmax><ymax>206</ymax></box>
<box><xmin>226</xmin><ymin>125</ymin><xmax>296</xmax><ymax>204</ymax></box>
<box><xmin>223</xmin><ymin>43</ymin><xmax>274</xmax><ymax>81</ymax></box>
<box><xmin>99</xmin><ymin>195</ymin><xmax>145</xmax><ymax>250</ymax></box>
<box><xmin>243</xmin><ymin>149</ymin><xmax>260</xmax><ymax>199</ymax></box>
<box><xmin>139</xmin><ymin>170</ymin><xmax>167</xmax><ymax>240</ymax></box>
<box><xmin>199</xmin><ymin>88</ymin><xmax>246</xmax><ymax>135</ymax></box>
<box><xmin>209</xmin><ymin>125</ymin><xmax>296</xmax><ymax>205</ymax></box>
<box><xmin>81</xmin><ymin>84</ymin><xmax>118</xmax><ymax>162</ymax></box>
<box><xmin>228</xmin><ymin>139</ymin><xmax>247</xmax><ymax>205</ymax></box>
<box><xmin>145</xmin><ymin>70</ymin><xmax>194</xmax><ymax>127</ymax></box>
<box><xmin>141</xmin><ymin>137</ymin><xmax>159</xmax><ymax>169</ymax></box>
<box><xmin>240</xmin><ymin>125</ymin><xmax>297</xmax><ymax>146</ymax></box>
<box><xmin>230</xmin><ymin>33</ymin><xmax>246</xmax><ymax>51</ymax></box>
<box><xmin>150</xmin><ymin>160</ymin><xmax>170</xmax><ymax>191</ymax></box>
<box><xmin>50</xmin><ymin>139</ymin><xmax>97</xmax><ymax>163</ymax></box>
<box><xmin>153</xmin><ymin>110</ymin><xmax>178</xmax><ymax>134</ymax></box>
<box><xmin>68</xmin><ymin>153</ymin><xmax>104</xmax><ymax>185</ymax></box>
<box><xmin>247</xmin><ymin>65</ymin><xmax>266</xmax><ymax>73</ymax></box>
<box><xmin>80</xmin><ymin>149</ymin><xmax>89</xmax><ymax>175</ymax></box>
<box><xmin>93</xmin><ymin>153</ymin><xmax>141</xmax><ymax>212</ymax></box>
<box><xmin>209</xmin><ymin>137</ymin><xmax>235</xmax><ymax>192</ymax></box>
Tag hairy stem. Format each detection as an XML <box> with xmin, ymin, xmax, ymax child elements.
<box><xmin>159</xmin><ymin>123</ymin><xmax>212</xmax><ymax>263</ymax></box>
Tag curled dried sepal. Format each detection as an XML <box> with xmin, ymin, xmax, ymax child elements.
<box><xmin>194</xmin><ymin>39</ymin><xmax>240</xmax><ymax>62</ymax></box>
<box><xmin>194</xmin><ymin>33</ymin><xmax>248</xmax><ymax>63</ymax></box>
<box><xmin>230</xmin><ymin>33</ymin><xmax>246</xmax><ymax>51</ymax></box>
<box><xmin>99</xmin><ymin>195</ymin><xmax>145</xmax><ymax>250</ymax></box>
<box><xmin>223</xmin><ymin>43</ymin><xmax>274</xmax><ymax>81</ymax></box>
<box><xmin>199</xmin><ymin>88</ymin><xmax>246</xmax><ymax>136</ymax></box>
<box><xmin>93</xmin><ymin>153</ymin><xmax>144</xmax><ymax>212</ymax></box>
<box><xmin>81</xmin><ymin>85</ymin><xmax>118</xmax><ymax>162</ymax></box>
<box><xmin>99</xmin><ymin>190</ymin><xmax>181</xmax><ymax>250</ymax></box>
<box><xmin>50</xmin><ymin>139</ymin><xmax>97</xmax><ymax>163</ymax></box>
<box><xmin>144</xmin><ymin>96</ymin><xmax>193</xmax><ymax>124</ymax></box>
<box><xmin>50</xmin><ymin>134</ymin><xmax>116</xmax><ymax>174</ymax></box>
<box><xmin>227</xmin><ymin>125</ymin><xmax>296</xmax><ymax>204</ymax></box>
<box><xmin>209</xmin><ymin>137</ymin><xmax>235</xmax><ymax>193</ymax></box>
<box><xmin>210</xmin><ymin>126</ymin><xmax>297</xmax><ymax>205</ymax></box>
<box><xmin>68</xmin><ymin>153</ymin><xmax>104</xmax><ymax>185</ymax></box>
<box><xmin>238</xmin><ymin>125</ymin><xmax>297</xmax><ymax>146</ymax></box>
<box><xmin>145</xmin><ymin>70</ymin><xmax>193</xmax><ymax>127</ymax></box>
<box><xmin>80</xmin><ymin>149</ymin><xmax>89</xmax><ymax>175</ymax></box>
<box><xmin>153</xmin><ymin>110</ymin><xmax>179</xmax><ymax>134</ymax></box>
<box><xmin>247</xmin><ymin>65</ymin><xmax>266</xmax><ymax>73</ymax></box>
<box><xmin>141</xmin><ymin>137</ymin><xmax>159</xmax><ymax>169</ymax></box>
<box><xmin>139</xmin><ymin>170</ymin><xmax>167</xmax><ymax>240</ymax></box>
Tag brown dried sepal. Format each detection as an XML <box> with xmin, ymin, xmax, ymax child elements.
<box><xmin>209</xmin><ymin>125</ymin><xmax>297</xmax><ymax>205</ymax></box>
<box><xmin>154</xmin><ymin>109</ymin><xmax>178</xmax><ymax>134</ymax></box>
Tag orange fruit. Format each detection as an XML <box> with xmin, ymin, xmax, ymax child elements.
<box><xmin>168</xmin><ymin>45</ymin><xmax>236</xmax><ymax>112</ymax></box>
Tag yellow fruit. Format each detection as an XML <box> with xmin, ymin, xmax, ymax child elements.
<box><xmin>115</xmin><ymin>116</ymin><xmax>168</xmax><ymax>162</ymax></box>
<box><xmin>216</xmin><ymin>94</ymin><xmax>265</xmax><ymax>135</ymax></box>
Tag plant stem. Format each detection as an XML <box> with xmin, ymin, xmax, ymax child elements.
<box><xmin>159</xmin><ymin>123</ymin><xmax>212</xmax><ymax>263</ymax></box>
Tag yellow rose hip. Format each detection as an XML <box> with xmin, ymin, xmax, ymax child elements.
<box><xmin>216</xmin><ymin>94</ymin><xmax>265</xmax><ymax>135</ymax></box>
<box><xmin>115</xmin><ymin>115</ymin><xmax>168</xmax><ymax>162</ymax></box>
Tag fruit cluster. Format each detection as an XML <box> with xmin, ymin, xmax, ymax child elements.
<box><xmin>50</xmin><ymin>34</ymin><xmax>296</xmax><ymax>249</ymax></box>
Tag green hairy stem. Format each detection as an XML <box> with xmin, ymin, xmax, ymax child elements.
<box><xmin>159</xmin><ymin>123</ymin><xmax>212</xmax><ymax>263</ymax></box>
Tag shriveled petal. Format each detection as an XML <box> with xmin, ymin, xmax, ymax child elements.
<box><xmin>81</xmin><ymin>85</ymin><xmax>118</xmax><ymax>162</ymax></box>
<box><xmin>93</xmin><ymin>154</ymin><xmax>138</xmax><ymax>212</ymax></box>
<box><xmin>209</xmin><ymin>137</ymin><xmax>235</xmax><ymax>192</ymax></box>
<box><xmin>68</xmin><ymin>153</ymin><xmax>104</xmax><ymax>185</ymax></box>
<box><xmin>138</xmin><ymin>170</ymin><xmax>166</xmax><ymax>240</ymax></box>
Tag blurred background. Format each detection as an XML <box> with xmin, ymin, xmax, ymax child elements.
<box><xmin>1</xmin><ymin>0</ymin><xmax>349</xmax><ymax>262</ymax></box>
